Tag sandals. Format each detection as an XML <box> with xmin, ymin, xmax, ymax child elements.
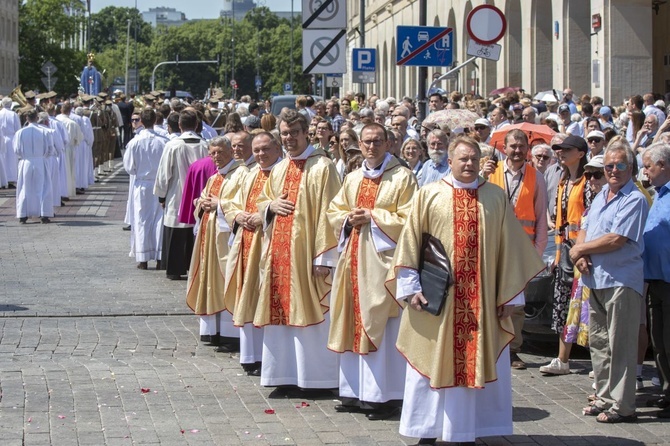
<box><xmin>596</xmin><ymin>411</ymin><xmax>637</xmax><ymax>423</ymax></box>
<box><xmin>582</xmin><ymin>405</ymin><xmax>603</xmax><ymax>416</ymax></box>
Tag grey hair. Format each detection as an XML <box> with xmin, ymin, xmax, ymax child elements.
<box><xmin>359</xmin><ymin>108</ymin><xmax>374</xmax><ymax>119</ymax></box>
<box><xmin>644</xmin><ymin>142</ymin><xmax>670</xmax><ymax>165</ymax></box>
<box><xmin>2</xmin><ymin>97</ymin><xmax>12</xmax><ymax>108</ymax></box>
<box><xmin>37</xmin><ymin>111</ymin><xmax>50</xmax><ymax>124</ymax></box>
<box><xmin>605</xmin><ymin>139</ymin><xmax>634</xmax><ymax>166</ymax></box>
<box><xmin>75</xmin><ymin>107</ymin><xmax>84</xmax><ymax>116</ymax></box>
<box><xmin>532</xmin><ymin>143</ymin><xmax>553</xmax><ymax>156</ymax></box>
<box><xmin>210</xmin><ymin>135</ymin><xmax>231</xmax><ymax>149</ymax></box>
<box><xmin>427</xmin><ymin>129</ymin><xmax>449</xmax><ymax>144</ymax></box>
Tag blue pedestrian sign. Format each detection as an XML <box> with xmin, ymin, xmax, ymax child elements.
<box><xmin>255</xmin><ymin>76</ymin><xmax>262</xmax><ymax>87</ymax></box>
<box><xmin>352</xmin><ymin>48</ymin><xmax>376</xmax><ymax>72</ymax></box>
<box><xmin>396</xmin><ymin>26</ymin><xmax>453</xmax><ymax>67</ymax></box>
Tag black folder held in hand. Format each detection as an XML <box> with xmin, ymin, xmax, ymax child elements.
<box><xmin>418</xmin><ymin>233</ymin><xmax>453</xmax><ymax>316</ymax></box>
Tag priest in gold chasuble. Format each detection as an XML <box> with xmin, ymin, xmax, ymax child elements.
<box><xmin>327</xmin><ymin>123</ymin><xmax>417</xmax><ymax>419</ymax></box>
<box><xmin>254</xmin><ymin>110</ymin><xmax>342</xmax><ymax>394</ymax></box>
<box><xmin>185</xmin><ymin>136</ymin><xmax>248</xmax><ymax>342</ymax></box>
<box><xmin>386</xmin><ymin>136</ymin><xmax>544</xmax><ymax>444</ymax></box>
<box><xmin>221</xmin><ymin>132</ymin><xmax>282</xmax><ymax>376</ymax></box>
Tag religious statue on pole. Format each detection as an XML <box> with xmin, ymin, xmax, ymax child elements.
<box><xmin>81</xmin><ymin>53</ymin><xmax>102</xmax><ymax>95</ymax></box>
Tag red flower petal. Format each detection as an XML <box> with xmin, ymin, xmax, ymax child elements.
<box><xmin>140</xmin><ymin>388</ymin><xmax>150</xmax><ymax>393</ymax></box>
<box><xmin>264</xmin><ymin>409</ymin><xmax>275</xmax><ymax>414</ymax></box>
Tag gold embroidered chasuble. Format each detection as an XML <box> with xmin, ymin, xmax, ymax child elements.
<box><xmin>327</xmin><ymin>157</ymin><xmax>417</xmax><ymax>353</ymax></box>
<box><xmin>221</xmin><ymin>166</ymin><xmax>272</xmax><ymax>325</ymax></box>
<box><xmin>254</xmin><ymin>148</ymin><xmax>341</xmax><ymax>327</ymax></box>
<box><xmin>387</xmin><ymin>178</ymin><xmax>544</xmax><ymax>389</ymax></box>
<box><xmin>185</xmin><ymin>161</ymin><xmax>249</xmax><ymax>315</ymax></box>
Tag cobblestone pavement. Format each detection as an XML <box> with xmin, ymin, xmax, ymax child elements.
<box><xmin>0</xmin><ymin>162</ymin><xmax>668</xmax><ymax>445</ymax></box>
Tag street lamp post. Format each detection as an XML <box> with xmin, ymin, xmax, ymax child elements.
<box><xmin>231</xmin><ymin>0</ymin><xmax>235</xmax><ymax>98</ymax></box>
<box><xmin>290</xmin><ymin>0</ymin><xmax>294</xmax><ymax>90</ymax></box>
<box><xmin>134</xmin><ymin>0</ymin><xmax>139</xmax><ymax>93</ymax></box>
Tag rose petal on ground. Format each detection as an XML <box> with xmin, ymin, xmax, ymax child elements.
<box><xmin>57</xmin><ymin>415</ymin><xmax>66</xmax><ymax>419</ymax></box>
<box><xmin>264</xmin><ymin>409</ymin><xmax>275</xmax><ymax>414</ymax></box>
<box><xmin>140</xmin><ymin>388</ymin><xmax>150</xmax><ymax>393</ymax></box>
<box><xmin>180</xmin><ymin>430</ymin><xmax>185</xmax><ymax>434</ymax></box>
<box><xmin>190</xmin><ymin>429</ymin><xmax>199</xmax><ymax>433</ymax></box>
<box><xmin>27</xmin><ymin>417</ymin><xmax>32</xmax><ymax>423</ymax></box>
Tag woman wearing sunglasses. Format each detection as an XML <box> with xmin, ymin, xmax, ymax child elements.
<box><xmin>562</xmin><ymin>154</ymin><xmax>607</xmax><ymax>351</ymax></box>
<box><xmin>539</xmin><ymin>135</ymin><xmax>594</xmax><ymax>376</ymax></box>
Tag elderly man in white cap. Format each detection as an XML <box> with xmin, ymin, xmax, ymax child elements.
<box><xmin>473</xmin><ymin>118</ymin><xmax>492</xmax><ymax>144</ymax></box>
<box><xmin>586</xmin><ymin>130</ymin><xmax>607</xmax><ymax>160</ymax></box>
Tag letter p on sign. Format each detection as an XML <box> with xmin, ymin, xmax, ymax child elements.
<box><xmin>352</xmin><ymin>48</ymin><xmax>376</xmax><ymax>72</ymax></box>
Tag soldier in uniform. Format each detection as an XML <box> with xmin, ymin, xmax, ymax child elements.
<box><xmin>105</xmin><ymin>100</ymin><xmax>120</xmax><ymax>164</ymax></box>
<box><xmin>89</xmin><ymin>98</ymin><xmax>106</xmax><ymax>173</ymax></box>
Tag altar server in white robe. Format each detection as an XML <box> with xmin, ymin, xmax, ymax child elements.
<box><xmin>37</xmin><ymin>112</ymin><xmax>62</xmax><ymax>208</ymax></box>
<box><xmin>123</xmin><ymin>109</ymin><xmax>168</xmax><ymax>269</ymax></box>
<box><xmin>74</xmin><ymin>107</ymin><xmax>95</xmax><ymax>189</ymax></box>
<box><xmin>327</xmin><ymin>122</ymin><xmax>417</xmax><ymax>421</ymax></box>
<box><xmin>55</xmin><ymin>102</ymin><xmax>83</xmax><ymax>198</ymax></box>
<box><xmin>14</xmin><ymin>109</ymin><xmax>55</xmax><ymax>223</ymax></box>
<box><xmin>0</xmin><ymin>97</ymin><xmax>20</xmax><ymax>185</ymax></box>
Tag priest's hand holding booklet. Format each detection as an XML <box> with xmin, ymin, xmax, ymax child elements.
<box><xmin>413</xmin><ymin>233</ymin><xmax>453</xmax><ymax>316</ymax></box>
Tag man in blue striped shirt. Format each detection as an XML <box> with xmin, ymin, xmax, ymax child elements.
<box><xmin>642</xmin><ymin>142</ymin><xmax>670</xmax><ymax>419</ymax></box>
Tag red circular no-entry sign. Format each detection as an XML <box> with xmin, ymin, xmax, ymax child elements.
<box><xmin>466</xmin><ymin>5</ymin><xmax>507</xmax><ymax>45</ymax></box>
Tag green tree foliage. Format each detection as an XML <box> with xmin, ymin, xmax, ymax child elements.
<box><xmin>89</xmin><ymin>6</ymin><xmax>152</xmax><ymax>53</ymax></box>
<box><xmin>18</xmin><ymin>0</ymin><xmax>87</xmax><ymax>94</ymax></box>
<box><xmin>100</xmin><ymin>8</ymin><xmax>307</xmax><ymax>98</ymax></box>
<box><xmin>20</xmin><ymin>4</ymin><xmax>309</xmax><ymax>99</ymax></box>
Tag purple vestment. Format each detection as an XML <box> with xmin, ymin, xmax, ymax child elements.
<box><xmin>178</xmin><ymin>156</ymin><xmax>217</xmax><ymax>225</ymax></box>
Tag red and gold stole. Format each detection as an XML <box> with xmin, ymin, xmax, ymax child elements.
<box><xmin>199</xmin><ymin>174</ymin><xmax>224</xmax><ymax>257</ymax></box>
<box><xmin>452</xmin><ymin>188</ymin><xmax>481</xmax><ymax>387</ymax></box>
<box><xmin>269</xmin><ymin>160</ymin><xmax>306</xmax><ymax>325</ymax></box>
<box><xmin>240</xmin><ymin>170</ymin><xmax>270</xmax><ymax>284</ymax></box>
<box><xmin>350</xmin><ymin>176</ymin><xmax>382</xmax><ymax>352</ymax></box>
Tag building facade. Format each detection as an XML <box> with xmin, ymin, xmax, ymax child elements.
<box><xmin>344</xmin><ymin>0</ymin><xmax>668</xmax><ymax>106</ymax></box>
<box><xmin>142</xmin><ymin>7</ymin><xmax>188</xmax><ymax>27</ymax></box>
<box><xmin>0</xmin><ymin>0</ymin><xmax>19</xmax><ymax>96</ymax></box>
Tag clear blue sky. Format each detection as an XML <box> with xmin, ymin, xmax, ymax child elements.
<box><xmin>91</xmin><ymin>0</ymin><xmax>301</xmax><ymax>19</ymax></box>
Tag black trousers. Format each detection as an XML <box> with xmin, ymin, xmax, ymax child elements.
<box><xmin>648</xmin><ymin>280</ymin><xmax>670</xmax><ymax>400</ymax></box>
<box><xmin>161</xmin><ymin>225</ymin><xmax>194</xmax><ymax>276</ymax></box>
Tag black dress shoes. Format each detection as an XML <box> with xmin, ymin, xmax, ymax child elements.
<box><xmin>366</xmin><ymin>406</ymin><xmax>400</xmax><ymax>421</ymax></box>
<box><xmin>40</xmin><ymin>217</ymin><xmax>51</xmax><ymax>224</ymax></box>
<box><xmin>247</xmin><ymin>367</ymin><xmax>261</xmax><ymax>377</ymax></box>
<box><xmin>19</xmin><ymin>217</ymin><xmax>27</xmax><ymax>224</ymax></box>
<box><xmin>334</xmin><ymin>404</ymin><xmax>361</xmax><ymax>413</ymax></box>
<box><xmin>122</xmin><ymin>225</ymin><xmax>131</xmax><ymax>231</ymax></box>
<box><xmin>413</xmin><ymin>439</ymin><xmax>436</xmax><ymax>445</ymax></box>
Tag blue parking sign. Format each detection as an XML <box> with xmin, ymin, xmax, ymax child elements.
<box><xmin>352</xmin><ymin>48</ymin><xmax>376</xmax><ymax>72</ymax></box>
<box><xmin>283</xmin><ymin>83</ymin><xmax>292</xmax><ymax>92</ymax></box>
<box><xmin>396</xmin><ymin>26</ymin><xmax>453</xmax><ymax>67</ymax></box>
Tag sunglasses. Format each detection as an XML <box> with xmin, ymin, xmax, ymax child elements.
<box><xmin>474</xmin><ymin>126</ymin><xmax>488</xmax><ymax>131</ymax></box>
<box><xmin>587</xmin><ymin>138</ymin><xmax>603</xmax><ymax>143</ymax></box>
<box><xmin>308</xmin><ymin>133</ymin><xmax>315</xmax><ymax>137</ymax></box>
<box><xmin>584</xmin><ymin>171</ymin><xmax>605</xmax><ymax>180</ymax></box>
<box><xmin>534</xmin><ymin>154</ymin><xmax>550</xmax><ymax>161</ymax></box>
<box><xmin>604</xmin><ymin>162</ymin><xmax>628</xmax><ymax>172</ymax></box>
<box><xmin>131</xmin><ymin>118</ymin><xmax>140</xmax><ymax>122</ymax></box>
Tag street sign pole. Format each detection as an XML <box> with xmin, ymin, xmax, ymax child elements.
<box><xmin>359</xmin><ymin>0</ymin><xmax>365</xmax><ymax>94</ymax></box>
<box><xmin>417</xmin><ymin>0</ymin><xmax>427</xmax><ymax>124</ymax></box>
